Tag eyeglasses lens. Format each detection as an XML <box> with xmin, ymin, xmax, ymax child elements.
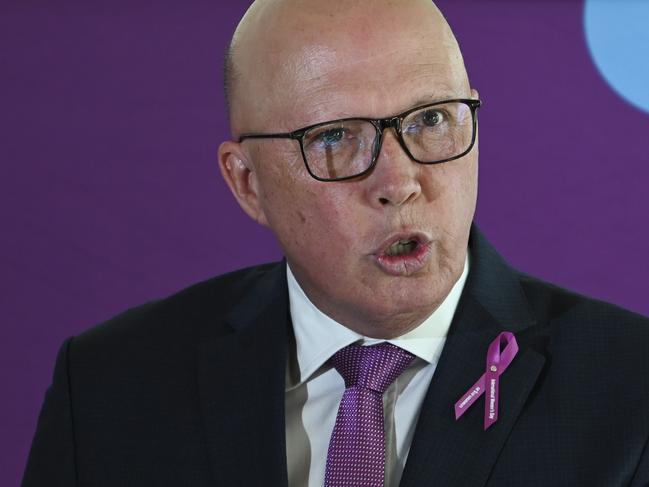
<box><xmin>302</xmin><ymin>101</ymin><xmax>475</xmax><ymax>181</ymax></box>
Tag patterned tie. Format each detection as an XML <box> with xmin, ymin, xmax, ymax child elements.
<box><xmin>324</xmin><ymin>343</ymin><xmax>416</xmax><ymax>487</ymax></box>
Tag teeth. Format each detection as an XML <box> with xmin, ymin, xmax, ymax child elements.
<box><xmin>386</xmin><ymin>240</ymin><xmax>417</xmax><ymax>256</ymax></box>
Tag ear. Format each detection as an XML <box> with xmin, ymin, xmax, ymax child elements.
<box><xmin>218</xmin><ymin>140</ymin><xmax>269</xmax><ymax>226</ymax></box>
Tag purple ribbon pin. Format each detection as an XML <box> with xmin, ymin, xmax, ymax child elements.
<box><xmin>454</xmin><ymin>331</ymin><xmax>519</xmax><ymax>430</ymax></box>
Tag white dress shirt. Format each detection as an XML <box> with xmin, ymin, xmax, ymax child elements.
<box><xmin>285</xmin><ymin>253</ymin><xmax>470</xmax><ymax>487</ymax></box>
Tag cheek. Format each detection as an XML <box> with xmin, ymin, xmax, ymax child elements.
<box><xmin>460</xmin><ymin>159</ymin><xmax>479</xmax><ymax>212</ymax></box>
<box><xmin>437</xmin><ymin>158</ymin><xmax>477</xmax><ymax>212</ymax></box>
<box><xmin>258</xmin><ymin>162</ymin><xmax>357</xmax><ymax>251</ymax></box>
<box><xmin>255</xmin><ymin>150</ymin><xmax>304</xmax><ymax>214</ymax></box>
<box><xmin>416</xmin><ymin>159</ymin><xmax>477</xmax><ymax>248</ymax></box>
<box><xmin>292</xmin><ymin>188</ymin><xmax>355</xmax><ymax>242</ymax></box>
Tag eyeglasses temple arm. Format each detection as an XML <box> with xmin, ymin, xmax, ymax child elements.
<box><xmin>238</xmin><ymin>132</ymin><xmax>298</xmax><ymax>143</ymax></box>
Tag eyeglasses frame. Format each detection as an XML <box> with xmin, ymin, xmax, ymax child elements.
<box><xmin>238</xmin><ymin>98</ymin><xmax>482</xmax><ymax>182</ymax></box>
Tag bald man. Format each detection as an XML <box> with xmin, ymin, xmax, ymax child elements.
<box><xmin>23</xmin><ymin>1</ymin><xmax>649</xmax><ymax>486</ymax></box>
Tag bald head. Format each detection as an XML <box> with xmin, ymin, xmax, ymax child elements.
<box><xmin>224</xmin><ymin>0</ymin><xmax>469</xmax><ymax>136</ymax></box>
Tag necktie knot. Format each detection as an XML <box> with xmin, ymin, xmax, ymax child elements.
<box><xmin>330</xmin><ymin>342</ymin><xmax>415</xmax><ymax>394</ymax></box>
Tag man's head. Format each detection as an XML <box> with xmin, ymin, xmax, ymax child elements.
<box><xmin>218</xmin><ymin>0</ymin><xmax>479</xmax><ymax>338</ymax></box>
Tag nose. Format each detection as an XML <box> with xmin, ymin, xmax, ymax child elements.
<box><xmin>365</xmin><ymin>128</ymin><xmax>422</xmax><ymax>208</ymax></box>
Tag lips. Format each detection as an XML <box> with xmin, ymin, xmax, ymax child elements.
<box><xmin>373</xmin><ymin>232</ymin><xmax>432</xmax><ymax>276</ymax></box>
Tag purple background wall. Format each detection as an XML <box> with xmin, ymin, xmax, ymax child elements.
<box><xmin>1</xmin><ymin>1</ymin><xmax>647</xmax><ymax>483</ymax></box>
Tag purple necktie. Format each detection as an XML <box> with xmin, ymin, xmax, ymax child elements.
<box><xmin>324</xmin><ymin>343</ymin><xmax>416</xmax><ymax>487</ymax></box>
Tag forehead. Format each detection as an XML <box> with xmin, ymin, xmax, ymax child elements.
<box><xmin>237</xmin><ymin>1</ymin><xmax>469</xmax><ymax>132</ymax></box>
<box><xmin>287</xmin><ymin>44</ymin><xmax>465</xmax><ymax>124</ymax></box>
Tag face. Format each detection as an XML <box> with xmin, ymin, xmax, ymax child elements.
<box><xmin>221</xmin><ymin>1</ymin><xmax>478</xmax><ymax>338</ymax></box>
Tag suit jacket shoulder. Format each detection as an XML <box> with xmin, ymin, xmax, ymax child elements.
<box><xmin>78</xmin><ymin>261</ymin><xmax>281</xmax><ymax>344</ymax></box>
<box><xmin>23</xmin><ymin>261</ymin><xmax>290</xmax><ymax>487</ymax></box>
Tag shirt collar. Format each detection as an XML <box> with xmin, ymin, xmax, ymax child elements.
<box><xmin>287</xmin><ymin>251</ymin><xmax>470</xmax><ymax>385</ymax></box>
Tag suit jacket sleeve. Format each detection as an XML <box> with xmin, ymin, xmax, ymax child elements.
<box><xmin>22</xmin><ymin>337</ymin><xmax>77</xmax><ymax>487</ymax></box>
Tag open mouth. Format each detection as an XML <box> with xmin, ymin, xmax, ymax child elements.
<box><xmin>384</xmin><ymin>239</ymin><xmax>419</xmax><ymax>257</ymax></box>
<box><xmin>374</xmin><ymin>233</ymin><xmax>432</xmax><ymax>276</ymax></box>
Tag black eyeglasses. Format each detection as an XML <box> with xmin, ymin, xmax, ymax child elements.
<box><xmin>239</xmin><ymin>98</ymin><xmax>481</xmax><ymax>182</ymax></box>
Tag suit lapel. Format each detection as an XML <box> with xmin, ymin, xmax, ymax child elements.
<box><xmin>196</xmin><ymin>264</ymin><xmax>290</xmax><ymax>487</ymax></box>
<box><xmin>400</xmin><ymin>227</ymin><xmax>547</xmax><ymax>487</ymax></box>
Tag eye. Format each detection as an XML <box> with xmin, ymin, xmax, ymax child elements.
<box><xmin>318</xmin><ymin>128</ymin><xmax>345</xmax><ymax>146</ymax></box>
<box><xmin>305</xmin><ymin>125</ymin><xmax>352</xmax><ymax>150</ymax></box>
<box><xmin>421</xmin><ymin>109</ymin><xmax>444</xmax><ymax>127</ymax></box>
<box><xmin>403</xmin><ymin>108</ymin><xmax>448</xmax><ymax>135</ymax></box>
<box><xmin>303</xmin><ymin>121</ymin><xmax>369</xmax><ymax>154</ymax></box>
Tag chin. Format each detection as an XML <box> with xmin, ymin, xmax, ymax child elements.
<box><xmin>362</xmin><ymin>285</ymin><xmax>442</xmax><ymax>322</ymax></box>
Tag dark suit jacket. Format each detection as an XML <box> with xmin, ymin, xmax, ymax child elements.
<box><xmin>23</xmin><ymin>227</ymin><xmax>649</xmax><ymax>486</ymax></box>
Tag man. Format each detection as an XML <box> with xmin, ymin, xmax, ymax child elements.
<box><xmin>23</xmin><ymin>0</ymin><xmax>649</xmax><ymax>486</ymax></box>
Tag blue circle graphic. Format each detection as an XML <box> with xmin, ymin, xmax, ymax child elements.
<box><xmin>584</xmin><ymin>0</ymin><xmax>649</xmax><ymax>114</ymax></box>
